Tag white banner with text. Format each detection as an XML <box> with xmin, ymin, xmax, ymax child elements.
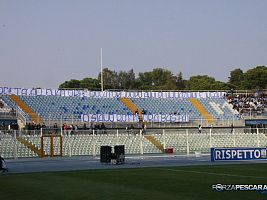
<box><xmin>0</xmin><ymin>86</ymin><xmax>225</xmax><ymax>99</ymax></box>
<box><xmin>81</xmin><ymin>114</ymin><xmax>189</xmax><ymax>123</ymax></box>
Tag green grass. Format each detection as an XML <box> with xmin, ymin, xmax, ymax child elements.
<box><xmin>1</xmin><ymin>164</ymin><xmax>267</xmax><ymax>200</ymax></box>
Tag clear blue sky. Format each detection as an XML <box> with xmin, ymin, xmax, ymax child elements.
<box><xmin>0</xmin><ymin>0</ymin><xmax>266</xmax><ymax>88</ymax></box>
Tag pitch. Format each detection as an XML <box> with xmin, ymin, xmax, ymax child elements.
<box><xmin>1</xmin><ymin>155</ymin><xmax>267</xmax><ymax>200</ymax></box>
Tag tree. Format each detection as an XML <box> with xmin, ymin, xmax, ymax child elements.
<box><xmin>118</xmin><ymin>69</ymin><xmax>136</xmax><ymax>90</ymax></box>
<box><xmin>126</xmin><ymin>69</ymin><xmax>136</xmax><ymax>89</ymax></box>
<box><xmin>176</xmin><ymin>72</ymin><xmax>186</xmax><ymax>90</ymax></box>
<box><xmin>98</xmin><ymin>68</ymin><xmax>119</xmax><ymax>89</ymax></box>
<box><xmin>228</xmin><ymin>68</ymin><xmax>244</xmax><ymax>89</ymax></box>
<box><xmin>137</xmin><ymin>68</ymin><xmax>177</xmax><ymax>90</ymax></box>
<box><xmin>186</xmin><ymin>75</ymin><xmax>229</xmax><ymax>90</ymax></box>
<box><xmin>160</xmin><ymin>77</ymin><xmax>177</xmax><ymax>90</ymax></box>
<box><xmin>242</xmin><ymin>66</ymin><xmax>267</xmax><ymax>89</ymax></box>
<box><xmin>59</xmin><ymin>79</ymin><xmax>80</xmax><ymax>89</ymax></box>
<box><xmin>137</xmin><ymin>71</ymin><xmax>153</xmax><ymax>89</ymax></box>
<box><xmin>58</xmin><ymin>65</ymin><xmax>266</xmax><ymax>91</ymax></box>
<box><xmin>80</xmin><ymin>78</ymin><xmax>100</xmax><ymax>90</ymax></box>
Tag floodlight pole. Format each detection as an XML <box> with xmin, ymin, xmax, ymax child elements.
<box><xmin>100</xmin><ymin>48</ymin><xmax>104</xmax><ymax>92</ymax></box>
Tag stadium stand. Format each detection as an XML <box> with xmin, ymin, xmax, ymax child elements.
<box><xmin>1</xmin><ymin>88</ymin><xmax>267</xmax><ymax>159</ymax></box>
<box><xmin>0</xmin><ymin>90</ymin><xmax>243</xmax><ymax>125</ymax></box>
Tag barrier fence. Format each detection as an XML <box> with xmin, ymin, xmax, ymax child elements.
<box><xmin>1</xmin><ymin>128</ymin><xmax>267</xmax><ymax>159</ymax></box>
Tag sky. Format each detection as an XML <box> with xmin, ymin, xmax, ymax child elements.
<box><xmin>0</xmin><ymin>0</ymin><xmax>266</xmax><ymax>89</ymax></box>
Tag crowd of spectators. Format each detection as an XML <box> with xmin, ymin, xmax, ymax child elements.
<box><xmin>0</xmin><ymin>99</ymin><xmax>16</xmax><ymax>122</ymax></box>
<box><xmin>225</xmin><ymin>91</ymin><xmax>267</xmax><ymax>116</ymax></box>
<box><xmin>0</xmin><ymin>121</ymin><xmax>19</xmax><ymax>131</ymax></box>
<box><xmin>23</xmin><ymin>121</ymin><xmax>108</xmax><ymax>135</ymax></box>
<box><xmin>0</xmin><ymin>99</ymin><xmax>13</xmax><ymax>114</ymax></box>
<box><xmin>25</xmin><ymin>122</ymin><xmax>46</xmax><ymax>130</ymax></box>
<box><xmin>61</xmin><ymin>122</ymin><xmax>107</xmax><ymax>135</ymax></box>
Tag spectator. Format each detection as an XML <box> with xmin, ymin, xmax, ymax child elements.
<box><xmin>69</xmin><ymin>124</ymin><xmax>74</xmax><ymax>135</ymax></box>
<box><xmin>142</xmin><ymin>123</ymin><xmax>147</xmax><ymax>134</ymax></box>
<box><xmin>36</xmin><ymin>123</ymin><xmax>41</xmax><ymax>130</ymax></box>
<box><xmin>89</xmin><ymin>123</ymin><xmax>94</xmax><ymax>134</ymax></box>
<box><xmin>130</xmin><ymin>124</ymin><xmax>134</xmax><ymax>130</ymax></box>
<box><xmin>53</xmin><ymin>123</ymin><xmax>58</xmax><ymax>134</ymax></box>
<box><xmin>83</xmin><ymin>123</ymin><xmax>87</xmax><ymax>130</ymax></box>
<box><xmin>0</xmin><ymin>155</ymin><xmax>8</xmax><ymax>172</ymax></box>
<box><xmin>0</xmin><ymin>101</ymin><xmax>4</xmax><ymax>108</ymax></box>
<box><xmin>74</xmin><ymin>124</ymin><xmax>78</xmax><ymax>134</ymax></box>
<box><xmin>63</xmin><ymin>123</ymin><xmax>68</xmax><ymax>135</ymax></box>
<box><xmin>41</xmin><ymin>123</ymin><xmax>46</xmax><ymax>129</ymax></box>
<box><xmin>126</xmin><ymin>125</ymin><xmax>130</xmax><ymax>135</ymax></box>
<box><xmin>101</xmin><ymin>123</ymin><xmax>106</xmax><ymax>134</ymax></box>
<box><xmin>230</xmin><ymin>123</ymin><xmax>234</xmax><ymax>134</ymax></box>
<box><xmin>198</xmin><ymin>125</ymin><xmax>202</xmax><ymax>133</ymax></box>
<box><xmin>141</xmin><ymin>108</ymin><xmax>147</xmax><ymax>115</ymax></box>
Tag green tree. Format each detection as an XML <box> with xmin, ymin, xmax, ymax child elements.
<box><xmin>186</xmin><ymin>75</ymin><xmax>229</xmax><ymax>90</ymax></box>
<box><xmin>228</xmin><ymin>68</ymin><xmax>244</xmax><ymax>89</ymax></box>
<box><xmin>80</xmin><ymin>78</ymin><xmax>100</xmax><ymax>90</ymax></box>
<box><xmin>137</xmin><ymin>68</ymin><xmax>177</xmax><ymax>90</ymax></box>
<box><xmin>59</xmin><ymin>79</ymin><xmax>80</xmax><ymax>89</ymax></box>
<box><xmin>242</xmin><ymin>66</ymin><xmax>267</xmax><ymax>89</ymax></box>
<box><xmin>126</xmin><ymin>69</ymin><xmax>136</xmax><ymax>89</ymax></box>
<box><xmin>137</xmin><ymin>71</ymin><xmax>153</xmax><ymax>90</ymax></box>
<box><xmin>58</xmin><ymin>65</ymin><xmax>267</xmax><ymax>91</ymax></box>
<box><xmin>118</xmin><ymin>69</ymin><xmax>136</xmax><ymax>89</ymax></box>
<box><xmin>160</xmin><ymin>77</ymin><xmax>177</xmax><ymax>90</ymax></box>
<box><xmin>98</xmin><ymin>68</ymin><xmax>119</xmax><ymax>89</ymax></box>
<box><xmin>176</xmin><ymin>72</ymin><xmax>186</xmax><ymax>90</ymax></box>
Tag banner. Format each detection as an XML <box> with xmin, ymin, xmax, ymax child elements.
<box><xmin>142</xmin><ymin>114</ymin><xmax>189</xmax><ymax>123</ymax></box>
<box><xmin>0</xmin><ymin>86</ymin><xmax>226</xmax><ymax>99</ymax></box>
<box><xmin>81</xmin><ymin>114</ymin><xmax>189</xmax><ymax>123</ymax></box>
<box><xmin>81</xmin><ymin>114</ymin><xmax>139</xmax><ymax>123</ymax></box>
<box><xmin>210</xmin><ymin>147</ymin><xmax>267</xmax><ymax>162</ymax></box>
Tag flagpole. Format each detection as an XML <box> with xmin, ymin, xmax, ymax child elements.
<box><xmin>100</xmin><ymin>48</ymin><xmax>103</xmax><ymax>91</ymax></box>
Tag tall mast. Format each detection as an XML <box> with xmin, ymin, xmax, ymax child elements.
<box><xmin>100</xmin><ymin>48</ymin><xmax>104</xmax><ymax>92</ymax></box>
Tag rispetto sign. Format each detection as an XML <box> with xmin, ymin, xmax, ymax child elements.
<box><xmin>210</xmin><ymin>147</ymin><xmax>267</xmax><ymax>162</ymax></box>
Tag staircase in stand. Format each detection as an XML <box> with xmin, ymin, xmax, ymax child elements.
<box><xmin>120</xmin><ymin>98</ymin><xmax>143</xmax><ymax>123</ymax></box>
<box><xmin>10</xmin><ymin>94</ymin><xmax>43</xmax><ymax>123</ymax></box>
<box><xmin>144</xmin><ymin>135</ymin><xmax>164</xmax><ymax>152</ymax></box>
<box><xmin>189</xmin><ymin>98</ymin><xmax>214</xmax><ymax>124</ymax></box>
<box><xmin>16</xmin><ymin>137</ymin><xmax>44</xmax><ymax>157</ymax></box>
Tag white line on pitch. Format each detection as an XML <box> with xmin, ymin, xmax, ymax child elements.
<box><xmin>156</xmin><ymin>168</ymin><xmax>267</xmax><ymax>179</ymax></box>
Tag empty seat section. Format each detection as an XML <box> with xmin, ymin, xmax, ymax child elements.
<box><xmin>131</xmin><ymin>98</ymin><xmax>200</xmax><ymax>119</ymax></box>
<box><xmin>198</xmin><ymin>98</ymin><xmax>240</xmax><ymax>120</ymax></box>
<box><xmin>19</xmin><ymin>96</ymin><xmax>131</xmax><ymax>122</ymax></box>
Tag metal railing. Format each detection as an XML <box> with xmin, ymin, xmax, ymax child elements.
<box><xmin>1</xmin><ymin>127</ymin><xmax>267</xmax><ymax>159</ymax></box>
